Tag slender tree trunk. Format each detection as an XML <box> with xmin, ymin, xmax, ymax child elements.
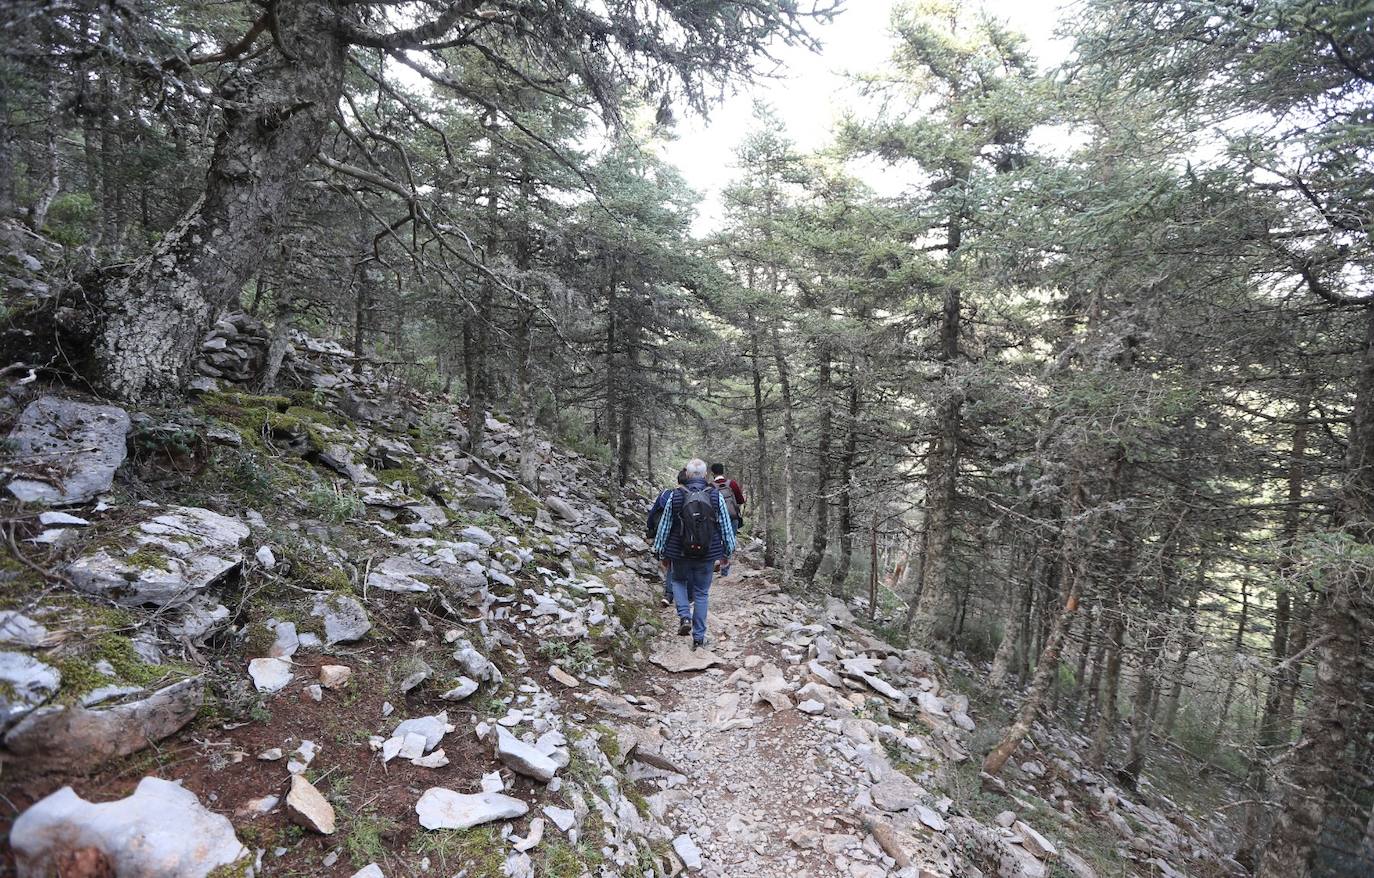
<box><xmin>0</xmin><ymin>83</ymin><xmax>13</xmax><ymax>220</ymax></box>
<box><xmin>1240</xmin><ymin>401</ymin><xmax>1309</xmax><ymax>868</ymax></box>
<box><xmin>1120</xmin><ymin>622</ymin><xmax>1161</xmax><ymax>789</ymax></box>
<box><xmin>1088</xmin><ymin>608</ymin><xmax>1125</xmax><ymax>770</ymax></box>
<box><xmin>25</xmin><ymin>87</ymin><xmax>60</xmax><ymax>232</ymax></box>
<box><xmin>750</xmin><ymin>322</ymin><xmax>774</xmax><ymax>567</ymax></box>
<box><xmin>1209</xmin><ymin>578</ymin><xmax>1250</xmax><ymax>761</ymax></box>
<box><xmin>1070</xmin><ymin>598</ymin><xmax>1095</xmax><ymax>711</ymax></box>
<box><xmin>797</xmin><ymin>343</ymin><xmax>832</xmax><ymax>585</ymax></box>
<box><xmin>830</xmin><ymin>373</ymin><xmax>860</xmax><ymax>593</ymax></box>
<box><xmin>901</xmin><ymin>528</ymin><xmax>929</xmax><ymax>634</ymax></box>
<box><xmin>467</xmin><ymin>143</ymin><xmax>500</xmax><ymax>454</ymax></box>
<box><xmin>515</xmin><ymin>311</ymin><xmax>540</xmax><ymax>491</ymax></box>
<box><xmin>989</xmin><ymin>543</ymin><xmax>1031</xmax><ymax>688</ymax></box>
<box><xmin>90</xmin><ymin>1</ymin><xmax>346</xmax><ymax>400</ymax></box>
<box><xmin>983</xmin><ymin>481</ymin><xmax>1086</xmax><ymax>775</ymax></box>
<box><xmin>772</xmin><ymin>328</ymin><xmax>796</xmax><ymax>589</ymax></box>
<box><xmin>1161</xmin><ymin>586</ymin><xmax>1201</xmax><ymax>741</ymax></box>
<box><xmin>909</xmin><ymin>203</ymin><xmax>966</xmax><ymax>640</ymax></box>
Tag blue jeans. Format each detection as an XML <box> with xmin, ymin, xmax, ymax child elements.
<box><xmin>670</xmin><ymin>559</ymin><xmax>715</xmax><ymax>643</ymax></box>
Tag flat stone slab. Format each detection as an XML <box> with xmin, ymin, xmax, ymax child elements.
<box><xmin>6</xmin><ymin>396</ymin><xmax>130</xmax><ymax>504</ymax></box>
<box><xmin>5</xmin><ymin>677</ymin><xmax>204</xmax><ymax>773</ymax></box>
<box><xmin>649</xmin><ymin>643</ymin><xmax>722</xmax><ymax>673</ymax></box>
<box><xmin>367</xmin><ymin>555</ymin><xmax>438</xmax><ymax>592</ymax></box>
<box><xmin>65</xmin><ymin>507</ymin><xmax>248</xmax><ymax>608</ymax></box>
<box><xmin>494</xmin><ymin>726</ymin><xmax>558</xmax><ymax>782</ymax></box>
<box><xmin>416</xmin><ymin>788</ymin><xmax>528</xmax><ymax>830</ymax></box>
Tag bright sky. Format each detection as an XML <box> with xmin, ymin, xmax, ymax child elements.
<box><xmin>661</xmin><ymin>0</ymin><xmax>1075</xmax><ymax>234</ymax></box>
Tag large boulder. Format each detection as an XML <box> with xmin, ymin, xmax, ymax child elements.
<box><xmin>4</xmin><ymin>677</ymin><xmax>203</xmax><ymax>773</ymax></box>
<box><xmin>5</xmin><ymin>397</ymin><xmax>130</xmax><ymax>504</ymax></box>
<box><xmin>10</xmin><ymin>776</ymin><xmax>250</xmax><ymax>877</ymax></box>
<box><xmin>65</xmin><ymin>507</ymin><xmax>248</xmax><ymax>608</ymax></box>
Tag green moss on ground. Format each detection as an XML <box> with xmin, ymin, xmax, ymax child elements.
<box><xmin>50</xmin><ymin>633</ymin><xmax>193</xmax><ymax>703</ymax></box>
<box><xmin>540</xmin><ymin>837</ymin><xmax>606</xmax><ymax>876</ymax></box>
<box><xmin>409</xmin><ymin>826</ymin><xmax>505</xmax><ymax>877</ymax></box>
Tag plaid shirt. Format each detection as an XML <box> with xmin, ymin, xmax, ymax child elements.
<box><xmin>652</xmin><ymin>479</ymin><xmax>737</xmax><ymax>560</ymax></box>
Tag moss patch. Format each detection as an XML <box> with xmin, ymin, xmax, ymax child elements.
<box><xmin>409</xmin><ymin>825</ymin><xmax>505</xmax><ymax>877</ymax></box>
<box><xmin>51</xmin><ymin>634</ymin><xmax>192</xmax><ymax>703</ymax></box>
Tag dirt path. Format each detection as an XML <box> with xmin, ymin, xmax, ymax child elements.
<box><xmin>631</xmin><ymin>568</ymin><xmax>869</xmax><ymax>878</ymax></box>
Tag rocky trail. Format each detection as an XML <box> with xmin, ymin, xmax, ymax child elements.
<box><xmin>0</xmin><ymin>314</ymin><xmax>1247</xmax><ymax>878</ymax></box>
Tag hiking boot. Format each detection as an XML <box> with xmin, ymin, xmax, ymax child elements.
<box><xmin>692</xmin><ymin>639</ymin><xmax>705</xmax><ymax>651</ymax></box>
<box><xmin>661</xmin><ymin>595</ymin><xmax>672</xmax><ymax>607</ymax></box>
<box><xmin>677</xmin><ymin>620</ymin><xmax>691</xmax><ymax>636</ymax></box>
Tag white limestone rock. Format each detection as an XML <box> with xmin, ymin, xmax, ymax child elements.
<box><xmin>65</xmin><ymin>507</ymin><xmax>248</xmax><ymax>608</ymax></box>
<box><xmin>248</xmin><ymin>657</ymin><xmax>293</xmax><ymax>693</ymax></box>
<box><xmin>0</xmin><ymin>652</ymin><xmax>60</xmax><ymax>730</ymax></box>
<box><xmin>10</xmin><ymin>777</ymin><xmax>249</xmax><ymax>877</ymax></box>
<box><xmin>440</xmin><ymin>676</ymin><xmax>479</xmax><ymax>701</ymax></box>
<box><xmin>6</xmin><ymin>397</ymin><xmax>130</xmax><ymax>505</ymax></box>
<box><xmin>311</xmin><ymin>592</ymin><xmax>371</xmax><ymax>644</ymax></box>
<box><xmin>493</xmin><ymin>726</ymin><xmax>558</xmax><ymax>782</ymax></box>
<box><xmin>673</xmin><ymin>834</ymin><xmax>703</xmax><ymax>871</ymax></box>
<box><xmin>415</xmin><ymin>788</ymin><xmax>528</xmax><ymax>830</ymax></box>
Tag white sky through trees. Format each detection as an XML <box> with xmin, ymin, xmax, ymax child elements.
<box><xmin>662</xmin><ymin>0</ymin><xmax>1074</xmax><ymax>234</ymax></box>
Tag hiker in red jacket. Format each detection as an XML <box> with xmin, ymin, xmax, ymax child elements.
<box><xmin>710</xmin><ymin>462</ymin><xmax>745</xmax><ymax>530</ymax></box>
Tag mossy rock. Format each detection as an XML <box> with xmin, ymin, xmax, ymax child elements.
<box><xmin>508</xmin><ymin>487</ymin><xmax>540</xmax><ymax>519</ymax></box>
<box><xmin>50</xmin><ymin>633</ymin><xmax>194</xmax><ymax>704</ymax></box>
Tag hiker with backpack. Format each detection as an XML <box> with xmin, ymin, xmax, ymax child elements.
<box><xmin>647</xmin><ymin>469</ymin><xmax>689</xmax><ymax>605</ymax></box>
<box><xmin>652</xmin><ymin>458</ymin><xmax>736</xmax><ymax>650</ymax></box>
<box><xmin>710</xmin><ymin>462</ymin><xmax>746</xmax><ymax>531</ymax></box>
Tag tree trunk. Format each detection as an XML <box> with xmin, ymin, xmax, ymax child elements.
<box><xmin>901</xmin><ymin>528</ymin><xmax>929</xmax><ymax>635</ymax></box>
<box><xmin>1161</xmin><ymin>586</ymin><xmax>1201</xmax><ymax>741</ymax></box>
<box><xmin>90</xmin><ymin>1</ymin><xmax>346</xmax><ymax>400</ymax></box>
<box><xmin>257</xmin><ymin>296</ymin><xmax>294</xmax><ymax>390</ymax></box>
<box><xmin>773</xmin><ymin>327</ymin><xmax>796</xmax><ymax>590</ymax></box>
<box><xmin>983</xmin><ymin>481</ymin><xmax>1086</xmax><ymax>776</ymax></box>
<box><xmin>25</xmin><ymin>87</ymin><xmax>60</xmax><ymax>232</ymax></box>
<box><xmin>797</xmin><ymin>343</ymin><xmax>832</xmax><ymax>585</ymax></box>
<box><xmin>1258</xmin><ymin>307</ymin><xmax>1374</xmax><ymax>878</ymax></box>
<box><xmin>1070</xmin><ymin>597</ymin><xmax>1096</xmax><ymax>711</ymax></box>
<box><xmin>750</xmin><ymin>322</ymin><xmax>774</xmax><ymax>566</ymax></box>
<box><xmin>515</xmin><ymin>312</ymin><xmax>540</xmax><ymax>491</ymax></box>
<box><xmin>1120</xmin><ymin>624</ymin><xmax>1161</xmax><ymax>790</ymax></box>
<box><xmin>909</xmin><ymin>280</ymin><xmax>962</xmax><ymax>644</ymax></box>
<box><xmin>1088</xmin><ymin>608</ymin><xmax>1125</xmax><ymax>770</ymax></box>
<box><xmin>990</xmin><ymin>545</ymin><xmax>1037</xmax><ymax>689</ymax></box>
<box><xmin>0</xmin><ymin>82</ymin><xmax>13</xmax><ymax>220</ymax></box>
<box><xmin>1240</xmin><ymin>401</ymin><xmax>1309</xmax><ymax>868</ymax></box>
<box><xmin>1209</xmin><ymin>578</ymin><xmax>1250</xmax><ymax>761</ymax></box>
<box><xmin>830</xmin><ymin>373</ymin><xmax>860</xmax><ymax>593</ymax></box>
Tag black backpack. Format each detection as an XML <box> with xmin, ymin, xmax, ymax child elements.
<box><xmin>675</xmin><ymin>487</ymin><xmax>718</xmax><ymax>559</ymax></box>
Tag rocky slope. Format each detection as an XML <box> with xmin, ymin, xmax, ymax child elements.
<box><xmin>0</xmin><ymin>318</ymin><xmax>1243</xmax><ymax>878</ymax></box>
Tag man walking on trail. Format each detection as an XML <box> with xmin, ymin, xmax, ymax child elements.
<box><xmin>647</xmin><ymin>469</ymin><xmax>689</xmax><ymax>606</ymax></box>
<box><xmin>653</xmin><ymin>458</ymin><xmax>736</xmax><ymax>650</ymax></box>
<box><xmin>710</xmin><ymin>462</ymin><xmax>745</xmax><ymax>531</ymax></box>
